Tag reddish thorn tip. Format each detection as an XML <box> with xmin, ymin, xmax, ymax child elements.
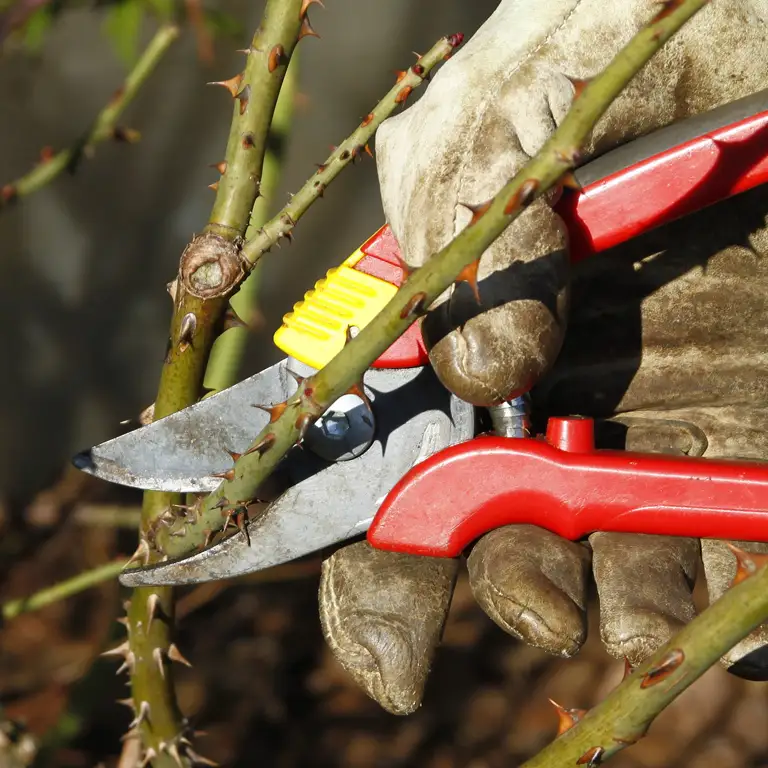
<box><xmin>399</xmin><ymin>291</ymin><xmax>427</xmax><ymax>319</ymax></box>
<box><xmin>268</xmin><ymin>44</ymin><xmax>286</xmax><ymax>73</ymax></box>
<box><xmin>447</xmin><ymin>32</ymin><xmax>464</xmax><ymax>48</ymax></box>
<box><xmin>640</xmin><ymin>648</ymin><xmax>685</xmax><ymax>688</ymax></box>
<box><xmin>395</xmin><ymin>85</ymin><xmax>413</xmax><ymax>104</ymax></box>
<box><xmin>207</xmin><ymin>73</ymin><xmax>243</xmax><ymax>98</ymax></box>
<box><xmin>361</xmin><ymin>112</ymin><xmax>374</xmax><ymax>127</ymax></box>
<box><xmin>455</xmin><ymin>260</ymin><xmax>481</xmax><ymax>303</ymax></box>
<box><xmin>548</xmin><ymin>699</ymin><xmax>588</xmax><ymax>736</ymax></box>
<box><xmin>504</xmin><ymin>179</ymin><xmax>540</xmax><ymax>215</ymax></box>
<box><xmin>298</xmin><ymin>15</ymin><xmax>319</xmax><ymax>40</ymax></box>
<box><xmin>576</xmin><ymin>746</ymin><xmax>605</xmax><ymax>766</ymax></box>
<box><xmin>244</xmin><ymin>432</ymin><xmax>277</xmax><ymax>458</ymax></box>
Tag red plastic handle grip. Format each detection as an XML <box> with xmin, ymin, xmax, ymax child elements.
<box><xmin>360</xmin><ymin>94</ymin><xmax>768</xmax><ymax>368</ymax></box>
<box><xmin>367</xmin><ymin>417</ymin><xmax>768</xmax><ymax>556</ymax></box>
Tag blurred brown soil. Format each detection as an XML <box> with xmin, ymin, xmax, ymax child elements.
<box><xmin>1</xmin><ymin>467</ymin><xmax>768</xmax><ymax>768</ymax></box>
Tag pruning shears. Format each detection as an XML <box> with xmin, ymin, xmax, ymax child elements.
<box><xmin>72</xmin><ymin>88</ymin><xmax>768</xmax><ymax>588</ymax></box>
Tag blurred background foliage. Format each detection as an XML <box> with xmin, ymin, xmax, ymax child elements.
<box><xmin>0</xmin><ymin>2</ymin><xmax>767</xmax><ymax>766</ymax></box>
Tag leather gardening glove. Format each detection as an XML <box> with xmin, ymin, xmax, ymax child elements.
<box><xmin>319</xmin><ymin>0</ymin><xmax>768</xmax><ymax>715</ymax></box>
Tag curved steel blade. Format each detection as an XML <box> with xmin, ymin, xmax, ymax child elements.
<box><xmin>118</xmin><ymin>365</ymin><xmax>474</xmax><ymax>586</ymax></box>
<box><xmin>73</xmin><ymin>359</ymin><xmax>298</xmax><ymax>493</ymax></box>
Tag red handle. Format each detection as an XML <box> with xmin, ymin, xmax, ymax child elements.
<box><xmin>367</xmin><ymin>417</ymin><xmax>768</xmax><ymax>556</ymax></box>
<box><xmin>361</xmin><ymin>96</ymin><xmax>768</xmax><ymax>368</ymax></box>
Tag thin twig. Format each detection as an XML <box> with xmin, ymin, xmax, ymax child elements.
<box><xmin>0</xmin><ymin>24</ymin><xmax>179</xmax><ymax>208</ymax></box>
<box><xmin>522</xmin><ymin>548</ymin><xmax>768</xmax><ymax>767</ymax></box>
<box><xmin>1</xmin><ymin>560</ymin><xmax>127</xmax><ymax>621</ymax></box>
<box><xmin>161</xmin><ymin>0</ymin><xmax>710</xmax><ymax>558</ymax></box>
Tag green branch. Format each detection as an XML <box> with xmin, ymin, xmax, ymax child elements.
<box><xmin>521</xmin><ymin>548</ymin><xmax>768</xmax><ymax>767</ymax></box>
<box><xmin>240</xmin><ymin>33</ymin><xmax>463</xmax><ymax>265</ymax></box>
<box><xmin>0</xmin><ymin>24</ymin><xmax>179</xmax><ymax>208</ymax></box>
<box><xmin>160</xmin><ymin>0</ymin><xmax>710</xmax><ymax>558</ymax></box>
<box><xmin>1</xmin><ymin>560</ymin><xmax>127</xmax><ymax>621</ymax></box>
<box><xmin>119</xmin><ymin>4</ymin><xmax>308</xmax><ymax>766</ymax></box>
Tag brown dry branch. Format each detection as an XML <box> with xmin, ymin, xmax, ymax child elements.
<box><xmin>158</xmin><ymin>0</ymin><xmax>710</xmax><ymax>560</ymax></box>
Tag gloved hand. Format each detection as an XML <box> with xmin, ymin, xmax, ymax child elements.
<box><xmin>319</xmin><ymin>0</ymin><xmax>768</xmax><ymax>715</ymax></box>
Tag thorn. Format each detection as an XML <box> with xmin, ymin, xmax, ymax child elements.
<box><xmin>210</xmin><ymin>161</ymin><xmax>227</xmax><ymax>175</ymax></box>
<box><xmin>210</xmin><ymin>468</ymin><xmax>235</xmax><ymax>482</ymax></box>
<box><xmin>394</xmin><ymin>69</ymin><xmax>408</xmax><ymax>83</ymax></box>
<box><xmin>298</xmin><ymin>15</ymin><xmax>319</xmax><ymax>40</ymax></box>
<box><xmin>207</xmin><ymin>73</ymin><xmax>243</xmax><ymax>98</ymax></box>
<box><xmin>236</xmin><ymin>84</ymin><xmax>251</xmax><ymax>115</ymax></box>
<box><xmin>399</xmin><ymin>291</ymin><xmax>427</xmax><ymax>319</ymax></box>
<box><xmin>548</xmin><ymin>699</ymin><xmax>587</xmax><ymax>736</ymax></box>
<box><xmin>652</xmin><ymin>0</ymin><xmax>683</xmax><ymax>22</ymax></box>
<box><xmin>727</xmin><ymin>543</ymin><xmax>768</xmax><ymax>586</ymax></box>
<box><xmin>166</xmin><ymin>278</ymin><xmax>178</xmax><ymax>302</ymax></box>
<box><xmin>565</xmin><ymin>75</ymin><xmax>590</xmax><ymax>99</ymax></box>
<box><xmin>102</xmin><ymin>641</ymin><xmax>131</xmax><ymax>659</ymax></box>
<box><xmin>412</xmin><ymin>63</ymin><xmax>425</xmax><ymax>77</ymax></box>
<box><xmin>456</xmin><ymin>260</ymin><xmax>481</xmax><ymax>303</ymax></box>
<box><xmin>622</xmin><ymin>657</ymin><xmax>634</xmax><ymax>681</ymax></box>
<box><xmin>127</xmin><ymin>538</ymin><xmax>151</xmax><ymax>567</ymax></box>
<box><xmin>315</xmin><ymin>182</ymin><xmax>326</xmax><ymax>197</ymax></box>
<box><xmin>212</xmin><ymin>496</ymin><xmax>231</xmax><ymax>510</ymax></box>
<box><xmin>463</xmin><ymin>199</ymin><xmax>492</xmax><ymax>226</ymax></box>
<box><xmin>140</xmin><ymin>748</ymin><xmax>157</xmax><ymax>768</ymax></box>
<box><xmin>185</xmin><ymin>747</ymin><xmax>219</xmax><ymax>767</ymax></box>
<box><xmin>146</xmin><ymin>593</ymin><xmax>162</xmax><ymax>632</ymax></box>
<box><xmin>315</xmin><ymin>162</ymin><xmax>327</xmax><ymax>173</ymax></box>
<box><xmin>202</xmin><ymin>529</ymin><xmax>214</xmax><ymax>549</ymax></box>
<box><xmin>300</xmin><ymin>0</ymin><xmax>324</xmax><ymax>17</ymax></box>
<box><xmin>576</xmin><ymin>746</ymin><xmax>605</xmax><ymax>766</ymax></box>
<box><xmin>242</xmin><ymin>432</ymin><xmax>277</xmax><ymax>458</ymax></box>
<box><xmin>121</xmin><ymin>729</ymin><xmax>140</xmax><ymax>743</ymax></box>
<box><xmin>1</xmin><ymin>184</ymin><xmax>18</xmax><ymax>204</ymax></box>
<box><xmin>560</xmin><ymin>171</ymin><xmax>581</xmax><ymax>191</ymax></box>
<box><xmin>252</xmin><ymin>401</ymin><xmax>288</xmax><ymax>423</ymax></box>
<box><xmin>268</xmin><ymin>44</ymin><xmax>286</xmax><ymax>73</ymax></box>
<box><xmin>129</xmin><ymin>700</ymin><xmax>151</xmax><ymax>728</ymax></box>
<box><xmin>346</xmin><ymin>382</ymin><xmax>371</xmax><ymax>409</ymax></box>
<box><xmin>116</xmin><ymin>651</ymin><xmax>136</xmax><ymax>676</ymax></box>
<box><xmin>504</xmin><ymin>179</ymin><xmax>540</xmax><ymax>215</ymax></box>
<box><xmin>345</xmin><ymin>324</ymin><xmax>359</xmax><ymax>344</ymax></box>
<box><xmin>295</xmin><ymin>412</ymin><xmax>313</xmax><ymax>443</ymax></box>
<box><xmin>116</xmin><ymin>616</ymin><xmax>130</xmax><ymax>627</ymax></box>
<box><xmin>153</xmin><ymin>646</ymin><xmax>166</xmax><ymax>678</ymax></box>
<box><xmin>111</xmin><ymin>127</ymin><xmax>141</xmax><ymax>143</ymax></box>
<box><xmin>38</xmin><ymin>145</ymin><xmax>55</xmax><ymax>164</ymax></box>
<box><xmin>178</xmin><ymin>312</ymin><xmax>197</xmax><ymax>352</ymax></box>
<box><xmin>167</xmin><ymin>742</ymin><xmax>185</xmax><ymax>768</ymax></box>
<box><xmin>235</xmin><ymin>510</ymin><xmax>250</xmax><ymax>545</ymax></box>
<box><xmin>395</xmin><ymin>85</ymin><xmax>413</xmax><ymax>104</ymax></box>
<box><xmin>116</xmin><ymin>697</ymin><xmax>135</xmax><ymax>710</ymax></box>
<box><xmin>640</xmin><ymin>648</ymin><xmax>685</xmax><ymax>688</ymax></box>
<box><xmin>225</xmin><ymin>448</ymin><xmax>242</xmax><ymax>462</ymax></box>
<box><xmin>208</xmin><ymin>181</ymin><xmax>219</xmax><ymax>191</ymax></box>
<box><xmin>447</xmin><ymin>32</ymin><xmax>464</xmax><ymax>48</ymax></box>
<box><xmin>168</xmin><ymin>643</ymin><xmax>193</xmax><ymax>667</ymax></box>
<box><xmin>285</xmin><ymin>368</ymin><xmax>305</xmax><ymax>388</ymax></box>
<box><xmin>361</xmin><ymin>112</ymin><xmax>374</xmax><ymax>127</ymax></box>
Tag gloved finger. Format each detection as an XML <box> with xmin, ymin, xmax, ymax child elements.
<box><xmin>318</xmin><ymin>540</ymin><xmax>458</xmax><ymax>715</ymax></box>
<box><xmin>701</xmin><ymin>539</ymin><xmax>768</xmax><ymax>680</ymax></box>
<box><xmin>589</xmin><ymin>532</ymin><xmax>699</xmax><ymax>666</ymax></box>
<box><xmin>467</xmin><ymin>525</ymin><xmax>591</xmax><ymax>657</ymax></box>
<box><xmin>422</xmin><ymin>201</ymin><xmax>570</xmax><ymax>405</ymax></box>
